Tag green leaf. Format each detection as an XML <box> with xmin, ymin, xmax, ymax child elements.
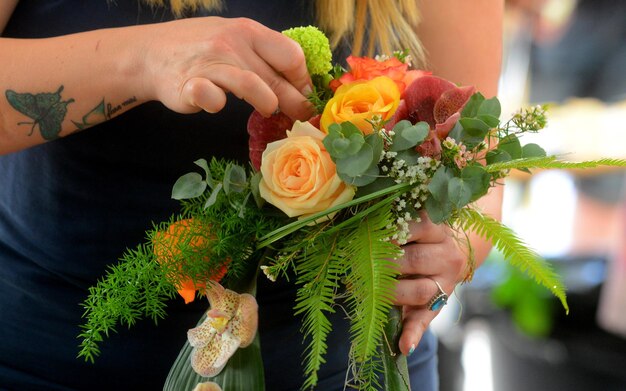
<box><xmin>336</xmin><ymin>143</ymin><xmax>374</xmax><ymax>177</ymax></box>
<box><xmin>293</xmin><ymin>232</ymin><xmax>345</xmax><ymax>390</ymax></box>
<box><xmin>382</xmin><ymin>306</ymin><xmax>411</xmax><ymax>391</ymax></box>
<box><xmin>498</xmin><ymin>134</ymin><xmax>522</xmax><ymax>160</ymax></box>
<box><xmin>355</xmin><ymin>177</ymin><xmax>398</xmax><ymax>198</ymax></box>
<box><xmin>395</xmin><ymin>149</ymin><xmax>420</xmax><ymax>165</ymax></box>
<box><xmin>457</xmin><ymin>208</ymin><xmax>569</xmax><ymax>313</ymax></box>
<box><xmin>338</xmin><ymin>164</ymin><xmax>379</xmax><ymax>187</ymax></box>
<box><xmin>486</xmin><ymin>149</ymin><xmax>512</xmax><ymax>165</ymax></box>
<box><xmin>461</xmin><ymin>165</ymin><xmax>491</xmax><ymax>200</ymax></box>
<box><xmin>459</xmin><ymin>117</ymin><xmax>491</xmax><ymax>139</ymax></box>
<box><xmin>250</xmin><ymin>171</ymin><xmax>265</xmax><ymax>208</ymax></box>
<box><xmin>427</xmin><ymin>166</ymin><xmax>454</xmax><ymax>203</ymax></box>
<box><xmin>324</xmin><ymin>123</ymin><xmax>366</xmax><ymax>160</ymax></box>
<box><xmin>343</xmin><ymin>210</ymin><xmax>403</xmax><ymax>362</ymax></box>
<box><xmin>477</xmin><ymin>96</ymin><xmax>501</xmax><ymax>118</ymax></box>
<box><xmin>478</xmin><ymin>114</ymin><xmax>500</xmax><ymax>128</ymax></box>
<box><xmin>203</xmin><ymin>182</ymin><xmax>223</xmax><ymax>209</ymax></box>
<box><xmin>194</xmin><ymin>159</ymin><xmax>213</xmax><ymax>188</ymax></box>
<box><xmin>365</xmin><ymin>133</ymin><xmax>383</xmax><ymax>165</ymax></box>
<box><xmin>171</xmin><ymin>172</ymin><xmax>207</xmax><ymax>200</ymax></box>
<box><xmin>223</xmin><ymin>164</ymin><xmax>247</xmax><ymax>194</ymax></box>
<box><xmin>485</xmin><ymin>156</ymin><xmax>626</xmax><ymax>173</ymax></box>
<box><xmin>448</xmin><ymin>177</ymin><xmax>473</xmax><ymax>209</ymax></box>
<box><xmin>461</xmin><ymin>92</ymin><xmax>485</xmax><ymax>118</ymax></box>
<box><xmin>390</xmin><ymin>121</ymin><xmax>429</xmax><ymax>151</ymax></box>
<box><xmin>425</xmin><ymin>194</ymin><xmax>453</xmax><ymax>224</ymax></box>
<box><xmin>522</xmin><ymin>143</ymin><xmax>547</xmax><ymax>158</ymax></box>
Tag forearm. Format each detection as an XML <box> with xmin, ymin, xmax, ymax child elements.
<box><xmin>0</xmin><ymin>26</ymin><xmax>151</xmax><ymax>154</ymax></box>
<box><xmin>417</xmin><ymin>0</ymin><xmax>505</xmax><ymax>269</ymax></box>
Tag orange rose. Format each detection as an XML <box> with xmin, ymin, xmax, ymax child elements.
<box><xmin>259</xmin><ymin>121</ymin><xmax>355</xmax><ymax>219</ymax></box>
<box><xmin>321</xmin><ymin>76</ymin><xmax>400</xmax><ymax>135</ymax></box>
<box><xmin>153</xmin><ymin>218</ymin><xmax>228</xmax><ymax>304</ymax></box>
<box><xmin>333</xmin><ymin>55</ymin><xmax>431</xmax><ymax>95</ymax></box>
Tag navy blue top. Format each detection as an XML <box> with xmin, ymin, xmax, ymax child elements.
<box><xmin>0</xmin><ymin>1</ymin><xmax>436</xmax><ymax>390</ymax></box>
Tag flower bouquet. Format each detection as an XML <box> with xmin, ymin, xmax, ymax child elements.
<box><xmin>77</xmin><ymin>27</ymin><xmax>626</xmax><ymax>391</ymax></box>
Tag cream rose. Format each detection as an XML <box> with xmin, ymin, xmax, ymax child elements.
<box><xmin>259</xmin><ymin>121</ymin><xmax>355</xmax><ymax>219</ymax></box>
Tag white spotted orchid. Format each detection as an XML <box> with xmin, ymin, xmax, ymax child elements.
<box><xmin>187</xmin><ymin>281</ymin><xmax>258</xmax><ymax>377</ymax></box>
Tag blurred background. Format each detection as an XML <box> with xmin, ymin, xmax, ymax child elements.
<box><xmin>432</xmin><ymin>0</ymin><xmax>626</xmax><ymax>390</ymax></box>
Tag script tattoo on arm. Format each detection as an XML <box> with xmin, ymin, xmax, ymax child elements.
<box><xmin>72</xmin><ymin>96</ymin><xmax>138</xmax><ymax>131</ymax></box>
<box><xmin>5</xmin><ymin>85</ymin><xmax>74</xmax><ymax>141</ymax></box>
<box><xmin>72</xmin><ymin>99</ymin><xmax>106</xmax><ymax>130</ymax></box>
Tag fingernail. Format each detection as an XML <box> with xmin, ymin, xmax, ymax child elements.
<box><xmin>408</xmin><ymin>344</ymin><xmax>416</xmax><ymax>356</ymax></box>
<box><xmin>301</xmin><ymin>85</ymin><xmax>312</xmax><ymax>96</ymax></box>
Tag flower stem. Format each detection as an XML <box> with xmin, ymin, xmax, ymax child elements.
<box><xmin>382</xmin><ymin>305</ymin><xmax>411</xmax><ymax>391</ymax></box>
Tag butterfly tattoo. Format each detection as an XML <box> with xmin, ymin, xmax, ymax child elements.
<box><xmin>5</xmin><ymin>85</ymin><xmax>75</xmax><ymax>141</ymax></box>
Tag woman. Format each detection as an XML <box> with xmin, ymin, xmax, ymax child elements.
<box><xmin>0</xmin><ymin>1</ymin><xmax>503</xmax><ymax>389</ymax></box>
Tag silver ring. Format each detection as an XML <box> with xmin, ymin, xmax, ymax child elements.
<box><xmin>427</xmin><ymin>278</ymin><xmax>448</xmax><ymax>311</ymax></box>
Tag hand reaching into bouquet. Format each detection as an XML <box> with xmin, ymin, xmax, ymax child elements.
<box><xmin>142</xmin><ymin>17</ymin><xmax>313</xmax><ymax>120</ymax></box>
<box><xmin>394</xmin><ymin>212</ymin><xmax>467</xmax><ymax>356</ymax></box>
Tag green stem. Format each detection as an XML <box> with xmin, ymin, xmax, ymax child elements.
<box><xmin>382</xmin><ymin>306</ymin><xmax>411</xmax><ymax>391</ymax></box>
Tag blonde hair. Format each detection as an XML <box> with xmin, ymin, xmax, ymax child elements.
<box><xmin>144</xmin><ymin>0</ymin><xmax>425</xmax><ymax>65</ymax></box>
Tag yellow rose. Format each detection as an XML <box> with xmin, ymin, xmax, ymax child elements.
<box><xmin>259</xmin><ymin>121</ymin><xmax>355</xmax><ymax>219</ymax></box>
<box><xmin>321</xmin><ymin>76</ymin><xmax>400</xmax><ymax>135</ymax></box>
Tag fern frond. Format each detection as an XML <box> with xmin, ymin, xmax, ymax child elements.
<box><xmin>77</xmin><ymin>243</ymin><xmax>178</xmax><ymax>362</ymax></box>
<box><xmin>292</xmin><ymin>231</ymin><xmax>346</xmax><ymax>390</ymax></box>
<box><xmin>486</xmin><ymin>156</ymin><xmax>626</xmax><ymax>173</ymax></box>
<box><xmin>456</xmin><ymin>208</ymin><xmax>569</xmax><ymax>312</ymax></box>
<box><xmin>343</xmin><ymin>207</ymin><xmax>404</xmax><ymax>363</ymax></box>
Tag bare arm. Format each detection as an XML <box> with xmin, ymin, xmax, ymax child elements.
<box><xmin>395</xmin><ymin>0</ymin><xmax>505</xmax><ymax>355</ymax></box>
<box><xmin>0</xmin><ymin>16</ymin><xmax>312</xmax><ymax>155</ymax></box>
<box><xmin>417</xmin><ymin>0</ymin><xmax>505</xmax><ymax>262</ymax></box>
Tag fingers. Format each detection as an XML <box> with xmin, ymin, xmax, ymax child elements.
<box><xmin>251</xmin><ymin>27</ymin><xmax>312</xmax><ymax>97</ymax></box>
<box><xmin>397</xmin><ymin>242</ymin><xmax>451</xmax><ymax>276</ymax></box>
<box><xmin>205</xmin><ymin>64</ymin><xmax>279</xmax><ymax>116</ymax></box>
<box><xmin>245</xmin><ymin>55</ymin><xmax>313</xmax><ymax>120</ymax></box>
<box><xmin>398</xmin><ymin>306</ymin><xmax>438</xmax><ymax>356</ymax></box>
<box><xmin>394</xmin><ymin>277</ymin><xmax>441</xmax><ymax>306</ymax></box>
<box><xmin>404</xmin><ymin>215</ymin><xmax>448</xmax><ymax>244</ymax></box>
<box><xmin>180</xmin><ymin>77</ymin><xmax>228</xmax><ymax>114</ymax></box>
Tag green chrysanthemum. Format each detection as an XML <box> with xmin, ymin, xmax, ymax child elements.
<box><xmin>282</xmin><ymin>26</ymin><xmax>332</xmax><ymax>76</ymax></box>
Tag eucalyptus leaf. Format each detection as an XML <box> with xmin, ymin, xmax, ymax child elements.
<box><xmin>331</xmin><ymin>137</ymin><xmax>351</xmax><ymax>156</ymax></box>
<box><xmin>448</xmin><ymin>122</ymin><xmax>464</xmax><ymax>143</ymax></box>
<box><xmin>336</xmin><ymin>143</ymin><xmax>374</xmax><ymax>177</ymax></box>
<box><xmin>486</xmin><ymin>149</ymin><xmax>512</xmax><ymax>165</ymax></box>
<box><xmin>194</xmin><ymin>158</ymin><xmax>213</xmax><ymax>188</ymax></box>
<box><xmin>395</xmin><ymin>149</ymin><xmax>420</xmax><ymax>165</ymax></box>
<box><xmin>448</xmin><ymin>177</ymin><xmax>473</xmax><ymax>209</ymax></box>
<box><xmin>427</xmin><ymin>166</ymin><xmax>454</xmax><ymax>203</ymax></box>
<box><xmin>250</xmin><ymin>172</ymin><xmax>265</xmax><ymax>208</ymax></box>
<box><xmin>171</xmin><ymin>172</ymin><xmax>207</xmax><ymax>200</ymax></box>
<box><xmin>390</xmin><ymin>121</ymin><xmax>429</xmax><ymax>151</ymax></box>
<box><xmin>459</xmin><ymin>118</ymin><xmax>491</xmax><ymax>138</ymax></box>
<box><xmin>461</xmin><ymin>92</ymin><xmax>485</xmax><ymax>118</ymax></box>
<box><xmin>477</xmin><ymin>97</ymin><xmax>501</xmax><ymax>118</ymax></box>
<box><xmin>355</xmin><ymin>176</ymin><xmax>398</xmax><ymax>197</ymax></box>
<box><xmin>522</xmin><ymin>143</ymin><xmax>547</xmax><ymax>158</ymax></box>
<box><xmin>339</xmin><ymin>121</ymin><xmax>363</xmax><ymax>137</ymax></box>
<box><xmin>425</xmin><ymin>195</ymin><xmax>452</xmax><ymax>224</ymax></box>
<box><xmin>477</xmin><ymin>114</ymin><xmax>500</xmax><ymax>128</ymax></box>
<box><xmin>224</xmin><ymin>164</ymin><xmax>247</xmax><ymax>194</ymax></box>
<box><xmin>204</xmin><ymin>182</ymin><xmax>223</xmax><ymax>209</ymax></box>
<box><xmin>338</xmin><ymin>164</ymin><xmax>379</xmax><ymax>187</ymax></box>
<box><xmin>498</xmin><ymin>135</ymin><xmax>522</xmax><ymax>160</ymax></box>
<box><xmin>461</xmin><ymin>165</ymin><xmax>491</xmax><ymax>201</ymax></box>
<box><xmin>365</xmin><ymin>133</ymin><xmax>383</xmax><ymax>164</ymax></box>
